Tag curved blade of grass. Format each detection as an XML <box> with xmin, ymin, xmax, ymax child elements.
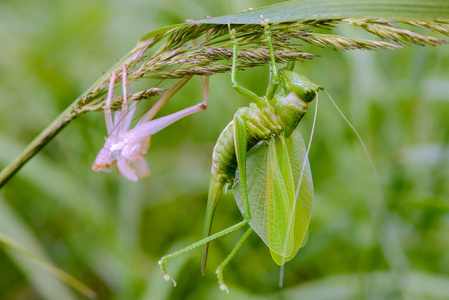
<box><xmin>0</xmin><ymin>133</ymin><xmax>108</xmax><ymax>227</ymax></box>
<box><xmin>0</xmin><ymin>197</ymin><xmax>96</xmax><ymax>299</ymax></box>
<box><xmin>194</xmin><ymin>0</ymin><xmax>449</xmax><ymax>24</ymax></box>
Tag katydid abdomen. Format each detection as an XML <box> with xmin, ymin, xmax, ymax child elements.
<box><xmin>211</xmin><ymin>91</ymin><xmax>312</xmax><ymax>182</ymax></box>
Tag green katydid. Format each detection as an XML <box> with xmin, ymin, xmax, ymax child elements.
<box><xmin>158</xmin><ymin>18</ymin><xmax>322</xmax><ymax>291</ymax></box>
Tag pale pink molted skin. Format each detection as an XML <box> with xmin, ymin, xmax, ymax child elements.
<box><xmin>92</xmin><ymin>65</ymin><xmax>209</xmax><ymax>182</ymax></box>
<box><xmin>92</xmin><ymin>135</ymin><xmax>151</xmax><ymax>182</ymax></box>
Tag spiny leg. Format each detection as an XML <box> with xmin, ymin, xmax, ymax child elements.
<box><xmin>161</xmin><ymin>24</ymin><xmax>275</xmax><ymax>287</ymax></box>
<box><xmin>190</xmin><ymin>26</ymin><xmax>257</xmax><ymax>288</ymax></box>
<box><xmin>260</xmin><ymin>16</ymin><xmax>279</xmax><ymax>100</ymax></box>
<box><xmin>200</xmin><ymin>176</ymin><xmax>224</xmax><ymax>274</ymax></box>
<box><xmin>199</xmin><ymin>111</ymin><xmax>252</xmax><ymax>275</ymax></box>
<box><xmin>159</xmin><ymin>220</ymin><xmax>248</xmax><ymax>286</ymax></box>
<box><xmin>136</xmin><ymin>75</ymin><xmax>193</xmax><ymax>126</ymax></box>
<box><xmin>111</xmin><ymin>71</ymin><xmax>123</xmax><ymax>131</ymax></box>
<box><xmin>159</xmin><ymin>109</ymin><xmax>256</xmax><ymax>285</ymax></box>
<box><xmin>119</xmin><ymin>65</ymin><xmax>135</xmax><ymax>134</ymax></box>
<box><xmin>201</xmin><ymin>114</ymin><xmax>253</xmax><ymax>293</ymax></box>
<box><xmin>126</xmin><ymin>77</ymin><xmax>139</xmax><ymax>130</ymax></box>
<box><xmin>199</xmin><ymin>27</ymin><xmax>259</xmax><ymax>272</ymax></box>
<box><xmin>199</xmin><ymin>76</ymin><xmax>209</xmax><ymax>108</ymax></box>
<box><xmin>130</xmin><ymin>76</ymin><xmax>209</xmax><ymax>137</ymax></box>
<box><xmin>105</xmin><ymin>71</ymin><xmax>117</xmax><ymax>135</ymax></box>
<box><xmin>229</xmin><ymin>27</ymin><xmax>261</xmax><ymax>104</ymax></box>
<box><xmin>216</xmin><ymin>227</ymin><xmax>253</xmax><ymax>293</ymax></box>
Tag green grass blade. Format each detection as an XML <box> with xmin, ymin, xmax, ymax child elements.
<box><xmin>0</xmin><ymin>134</ymin><xmax>108</xmax><ymax>226</ymax></box>
<box><xmin>195</xmin><ymin>0</ymin><xmax>449</xmax><ymax>24</ymax></box>
<box><xmin>0</xmin><ymin>197</ymin><xmax>96</xmax><ymax>299</ymax></box>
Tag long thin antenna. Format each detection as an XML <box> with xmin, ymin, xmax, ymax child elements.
<box><xmin>295</xmin><ymin>94</ymin><xmax>319</xmax><ymax>201</ymax></box>
<box><xmin>323</xmin><ymin>90</ymin><xmax>413</xmax><ymax>297</ymax></box>
<box><xmin>323</xmin><ymin>89</ymin><xmax>382</xmax><ymax>196</ymax></box>
<box><xmin>280</xmin><ymin>94</ymin><xmax>319</xmax><ymax>287</ymax></box>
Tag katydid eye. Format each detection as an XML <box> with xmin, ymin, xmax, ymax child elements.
<box><xmin>304</xmin><ymin>87</ymin><xmax>314</xmax><ymax>101</ymax></box>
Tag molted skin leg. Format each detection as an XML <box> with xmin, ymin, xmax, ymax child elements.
<box><xmin>119</xmin><ymin>65</ymin><xmax>136</xmax><ymax>135</ymax></box>
<box><xmin>104</xmin><ymin>71</ymin><xmax>117</xmax><ymax>135</ymax></box>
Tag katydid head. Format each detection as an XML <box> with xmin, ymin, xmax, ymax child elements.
<box><xmin>279</xmin><ymin>70</ymin><xmax>321</xmax><ymax>102</ymax></box>
<box><xmin>274</xmin><ymin>70</ymin><xmax>321</xmax><ymax>137</ymax></box>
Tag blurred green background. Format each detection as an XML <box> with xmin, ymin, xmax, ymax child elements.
<box><xmin>1</xmin><ymin>0</ymin><xmax>449</xmax><ymax>299</ymax></box>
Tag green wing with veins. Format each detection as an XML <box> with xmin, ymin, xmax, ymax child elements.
<box><xmin>234</xmin><ymin>129</ymin><xmax>313</xmax><ymax>265</ymax></box>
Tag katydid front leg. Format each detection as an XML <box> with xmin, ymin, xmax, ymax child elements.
<box><xmin>206</xmin><ymin>112</ymin><xmax>255</xmax><ymax>292</ymax></box>
<box><xmin>215</xmin><ymin>227</ymin><xmax>253</xmax><ymax>293</ymax></box>
<box><xmin>230</xmin><ymin>28</ymin><xmax>261</xmax><ymax>105</ymax></box>
<box><xmin>261</xmin><ymin>17</ymin><xmax>280</xmax><ymax>100</ymax></box>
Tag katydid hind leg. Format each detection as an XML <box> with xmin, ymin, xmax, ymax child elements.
<box><xmin>159</xmin><ymin>220</ymin><xmax>249</xmax><ymax>286</ymax></box>
<box><xmin>201</xmin><ymin>114</ymin><xmax>251</xmax><ymax>274</ymax></box>
<box><xmin>216</xmin><ymin>227</ymin><xmax>253</xmax><ymax>293</ymax></box>
<box><xmin>233</xmin><ymin>114</ymin><xmax>251</xmax><ymax>220</ymax></box>
<box><xmin>200</xmin><ymin>176</ymin><xmax>225</xmax><ymax>274</ymax></box>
